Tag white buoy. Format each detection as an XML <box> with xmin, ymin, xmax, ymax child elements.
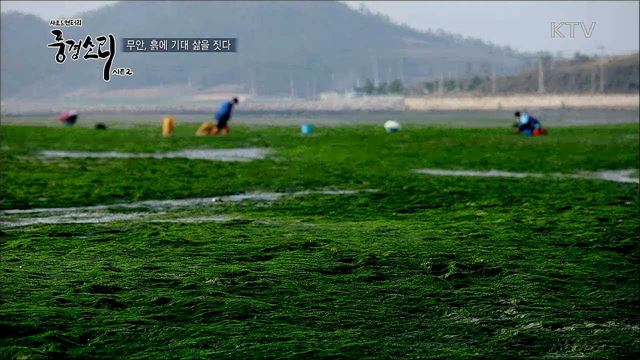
<box><xmin>384</xmin><ymin>120</ymin><xmax>400</xmax><ymax>133</ymax></box>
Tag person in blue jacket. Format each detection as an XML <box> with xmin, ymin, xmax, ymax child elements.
<box><xmin>513</xmin><ymin>111</ymin><xmax>543</xmax><ymax>136</ymax></box>
<box><xmin>212</xmin><ymin>97</ymin><xmax>239</xmax><ymax>135</ymax></box>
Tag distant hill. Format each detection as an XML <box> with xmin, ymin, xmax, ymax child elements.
<box><xmin>0</xmin><ymin>13</ymin><xmax>59</xmax><ymax>99</ymax></box>
<box><xmin>511</xmin><ymin>53</ymin><xmax>640</xmax><ymax>94</ymax></box>
<box><xmin>422</xmin><ymin>53</ymin><xmax>640</xmax><ymax>94</ymax></box>
<box><xmin>1</xmin><ymin>1</ymin><xmax>530</xmax><ymax>100</ymax></box>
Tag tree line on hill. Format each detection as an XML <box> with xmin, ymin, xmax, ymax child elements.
<box><xmin>417</xmin><ymin>52</ymin><xmax>639</xmax><ymax>95</ymax></box>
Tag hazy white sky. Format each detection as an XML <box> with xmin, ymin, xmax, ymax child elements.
<box><xmin>2</xmin><ymin>1</ymin><xmax>638</xmax><ymax>55</ymax></box>
<box><xmin>1</xmin><ymin>1</ymin><xmax>118</xmax><ymax>18</ymax></box>
<box><xmin>345</xmin><ymin>1</ymin><xmax>639</xmax><ymax>56</ymax></box>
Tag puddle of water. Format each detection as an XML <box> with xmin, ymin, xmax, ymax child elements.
<box><xmin>0</xmin><ymin>189</ymin><xmax>375</xmax><ymax>228</ymax></box>
<box><xmin>413</xmin><ymin>169</ymin><xmax>544</xmax><ymax>179</ymax></box>
<box><xmin>148</xmin><ymin>216</ymin><xmax>233</xmax><ymax>223</ymax></box>
<box><xmin>0</xmin><ymin>190</ymin><xmax>375</xmax><ymax>216</ymax></box>
<box><xmin>38</xmin><ymin>148</ymin><xmax>270</xmax><ymax>162</ymax></box>
<box><xmin>413</xmin><ymin>168</ymin><xmax>639</xmax><ymax>184</ymax></box>
<box><xmin>0</xmin><ymin>213</ymin><xmax>233</xmax><ymax>228</ymax></box>
<box><xmin>586</xmin><ymin>169</ymin><xmax>639</xmax><ymax>184</ymax></box>
<box><xmin>0</xmin><ymin>212</ymin><xmax>147</xmax><ymax>228</ymax></box>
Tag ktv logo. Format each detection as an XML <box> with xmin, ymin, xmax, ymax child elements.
<box><xmin>551</xmin><ymin>22</ymin><xmax>596</xmax><ymax>39</ymax></box>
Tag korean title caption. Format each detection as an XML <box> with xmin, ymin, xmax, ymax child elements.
<box><xmin>47</xmin><ymin>19</ymin><xmax>237</xmax><ymax>82</ymax></box>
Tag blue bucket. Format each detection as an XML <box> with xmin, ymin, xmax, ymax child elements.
<box><xmin>301</xmin><ymin>124</ymin><xmax>313</xmax><ymax>135</ymax></box>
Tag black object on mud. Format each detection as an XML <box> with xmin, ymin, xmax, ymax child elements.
<box><xmin>61</xmin><ymin>114</ymin><xmax>78</xmax><ymax>126</ymax></box>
